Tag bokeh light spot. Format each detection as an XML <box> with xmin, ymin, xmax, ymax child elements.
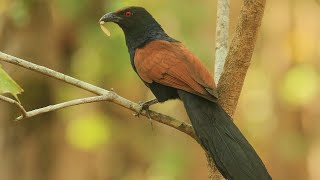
<box><xmin>66</xmin><ymin>114</ymin><xmax>111</xmax><ymax>151</ymax></box>
<box><xmin>280</xmin><ymin>64</ymin><xmax>319</xmax><ymax>106</ymax></box>
<box><xmin>147</xmin><ymin>148</ymin><xmax>186</xmax><ymax>180</ymax></box>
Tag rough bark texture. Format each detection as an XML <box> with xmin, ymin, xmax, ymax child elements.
<box><xmin>207</xmin><ymin>155</ymin><xmax>225</xmax><ymax>180</ymax></box>
<box><xmin>209</xmin><ymin>0</ymin><xmax>266</xmax><ymax>179</ymax></box>
<box><xmin>217</xmin><ymin>0</ymin><xmax>266</xmax><ymax>117</ymax></box>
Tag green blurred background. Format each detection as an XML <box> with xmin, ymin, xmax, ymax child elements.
<box><xmin>0</xmin><ymin>0</ymin><xmax>320</xmax><ymax>179</ymax></box>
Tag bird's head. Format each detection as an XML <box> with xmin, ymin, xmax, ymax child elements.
<box><xmin>99</xmin><ymin>6</ymin><xmax>175</xmax><ymax>50</ymax></box>
<box><xmin>99</xmin><ymin>6</ymin><xmax>160</xmax><ymax>33</ymax></box>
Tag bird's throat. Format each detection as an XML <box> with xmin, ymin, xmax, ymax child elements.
<box><xmin>122</xmin><ymin>22</ymin><xmax>178</xmax><ymax>51</ymax></box>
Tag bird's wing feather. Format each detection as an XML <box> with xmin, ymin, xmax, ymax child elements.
<box><xmin>134</xmin><ymin>40</ymin><xmax>217</xmax><ymax>101</ymax></box>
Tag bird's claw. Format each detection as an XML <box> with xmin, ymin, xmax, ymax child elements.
<box><xmin>133</xmin><ymin>112</ymin><xmax>140</xmax><ymax>117</ymax></box>
<box><xmin>135</xmin><ymin>101</ymin><xmax>152</xmax><ymax>119</ymax></box>
<box><xmin>133</xmin><ymin>101</ymin><xmax>145</xmax><ymax>117</ymax></box>
<box><xmin>134</xmin><ymin>99</ymin><xmax>158</xmax><ymax>117</ymax></box>
<box><xmin>134</xmin><ymin>99</ymin><xmax>158</xmax><ymax>130</ymax></box>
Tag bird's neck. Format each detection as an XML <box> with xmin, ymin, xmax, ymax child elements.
<box><xmin>122</xmin><ymin>22</ymin><xmax>179</xmax><ymax>72</ymax></box>
<box><xmin>123</xmin><ymin>22</ymin><xmax>177</xmax><ymax>51</ymax></box>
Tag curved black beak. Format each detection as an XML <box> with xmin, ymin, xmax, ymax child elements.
<box><xmin>99</xmin><ymin>12</ymin><xmax>121</xmax><ymax>23</ymax></box>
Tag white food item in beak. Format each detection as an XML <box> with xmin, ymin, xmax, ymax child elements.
<box><xmin>99</xmin><ymin>21</ymin><xmax>111</xmax><ymax>36</ymax></box>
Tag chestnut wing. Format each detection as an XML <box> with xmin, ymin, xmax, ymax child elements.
<box><xmin>134</xmin><ymin>40</ymin><xmax>217</xmax><ymax>101</ymax></box>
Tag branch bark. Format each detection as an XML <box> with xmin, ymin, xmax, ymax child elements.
<box><xmin>214</xmin><ymin>0</ymin><xmax>230</xmax><ymax>83</ymax></box>
<box><xmin>0</xmin><ymin>51</ymin><xmax>196</xmax><ymax>139</ymax></box>
<box><xmin>217</xmin><ymin>0</ymin><xmax>266</xmax><ymax>117</ymax></box>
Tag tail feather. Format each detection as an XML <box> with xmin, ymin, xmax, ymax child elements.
<box><xmin>178</xmin><ymin>90</ymin><xmax>271</xmax><ymax>180</ymax></box>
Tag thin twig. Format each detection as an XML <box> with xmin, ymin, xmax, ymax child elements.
<box><xmin>214</xmin><ymin>0</ymin><xmax>230</xmax><ymax>83</ymax></box>
<box><xmin>0</xmin><ymin>51</ymin><xmax>195</xmax><ymax>138</ymax></box>
<box><xmin>0</xmin><ymin>95</ymin><xmax>27</xmax><ymax>117</ymax></box>
<box><xmin>15</xmin><ymin>95</ymin><xmax>113</xmax><ymax>121</ymax></box>
<box><xmin>14</xmin><ymin>94</ymin><xmax>195</xmax><ymax>139</ymax></box>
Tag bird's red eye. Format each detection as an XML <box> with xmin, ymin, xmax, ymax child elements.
<box><xmin>124</xmin><ymin>11</ymin><xmax>132</xmax><ymax>17</ymax></box>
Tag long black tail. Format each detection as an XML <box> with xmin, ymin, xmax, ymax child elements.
<box><xmin>178</xmin><ymin>90</ymin><xmax>271</xmax><ymax>180</ymax></box>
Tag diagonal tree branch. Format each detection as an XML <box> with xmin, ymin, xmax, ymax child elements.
<box><xmin>0</xmin><ymin>51</ymin><xmax>196</xmax><ymax>139</ymax></box>
<box><xmin>0</xmin><ymin>52</ymin><xmax>107</xmax><ymax>95</ymax></box>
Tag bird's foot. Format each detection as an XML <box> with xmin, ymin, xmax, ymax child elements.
<box><xmin>134</xmin><ymin>99</ymin><xmax>158</xmax><ymax>117</ymax></box>
<box><xmin>133</xmin><ymin>99</ymin><xmax>159</xmax><ymax>129</ymax></box>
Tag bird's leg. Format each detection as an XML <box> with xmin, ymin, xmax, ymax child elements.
<box><xmin>134</xmin><ymin>99</ymin><xmax>159</xmax><ymax>129</ymax></box>
<box><xmin>141</xmin><ymin>98</ymin><xmax>159</xmax><ymax>109</ymax></box>
<box><xmin>134</xmin><ymin>99</ymin><xmax>159</xmax><ymax>117</ymax></box>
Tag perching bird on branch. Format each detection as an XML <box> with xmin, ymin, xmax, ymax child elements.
<box><xmin>99</xmin><ymin>6</ymin><xmax>271</xmax><ymax>180</ymax></box>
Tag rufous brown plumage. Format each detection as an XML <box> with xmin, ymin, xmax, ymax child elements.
<box><xmin>135</xmin><ymin>40</ymin><xmax>217</xmax><ymax>102</ymax></box>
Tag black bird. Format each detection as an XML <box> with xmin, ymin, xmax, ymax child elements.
<box><xmin>100</xmin><ymin>6</ymin><xmax>271</xmax><ymax>180</ymax></box>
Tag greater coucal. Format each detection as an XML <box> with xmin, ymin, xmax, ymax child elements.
<box><xmin>100</xmin><ymin>6</ymin><xmax>271</xmax><ymax>180</ymax></box>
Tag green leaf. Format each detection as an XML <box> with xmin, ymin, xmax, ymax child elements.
<box><xmin>0</xmin><ymin>65</ymin><xmax>23</xmax><ymax>100</ymax></box>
